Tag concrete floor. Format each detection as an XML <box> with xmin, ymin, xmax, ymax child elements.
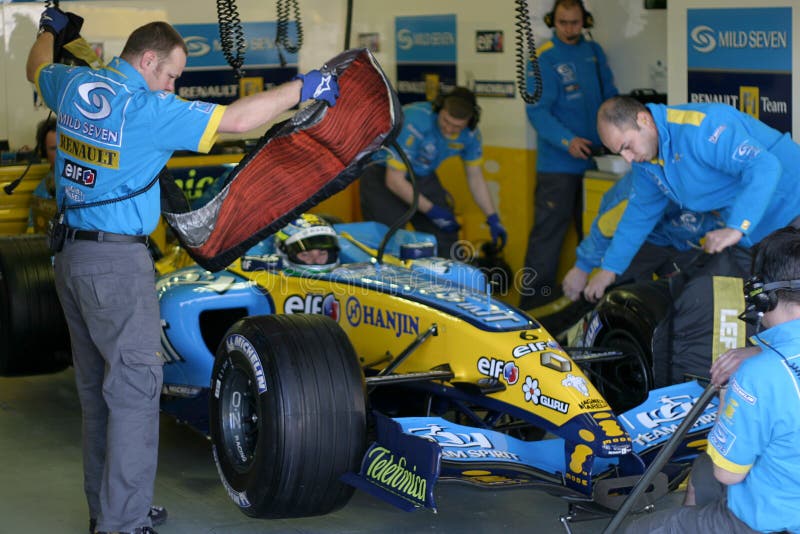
<box><xmin>0</xmin><ymin>368</ymin><xmax>683</xmax><ymax>533</ymax></box>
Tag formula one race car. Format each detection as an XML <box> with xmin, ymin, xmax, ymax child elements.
<box><xmin>0</xmin><ymin>224</ymin><xmax>717</xmax><ymax>528</ymax></box>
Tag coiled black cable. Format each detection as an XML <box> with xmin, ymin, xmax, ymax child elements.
<box><xmin>515</xmin><ymin>0</ymin><xmax>542</xmax><ymax>105</ymax></box>
<box><xmin>275</xmin><ymin>0</ymin><xmax>303</xmax><ymax>67</ymax></box>
<box><xmin>216</xmin><ymin>0</ymin><xmax>246</xmax><ymax>79</ymax></box>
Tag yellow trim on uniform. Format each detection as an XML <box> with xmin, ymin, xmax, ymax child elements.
<box><xmin>538</xmin><ymin>40</ymin><xmax>555</xmax><ymax>54</ymax></box>
<box><xmin>464</xmin><ymin>157</ymin><xmax>484</xmax><ymax>167</ymax></box>
<box><xmin>707</xmin><ymin>443</ymin><xmax>752</xmax><ymax>474</ymax></box>
<box><xmin>197</xmin><ymin>105</ymin><xmax>226</xmax><ymax>154</ymax></box>
<box><xmin>33</xmin><ymin>62</ymin><xmax>49</xmax><ymax>98</ymax></box>
<box><xmin>597</xmin><ymin>200</ymin><xmax>627</xmax><ymax>237</ymax></box>
<box><xmin>667</xmin><ymin>109</ymin><xmax>706</xmax><ymax>127</ymax></box>
<box><xmin>386</xmin><ymin>158</ymin><xmax>408</xmax><ymax>172</ymax></box>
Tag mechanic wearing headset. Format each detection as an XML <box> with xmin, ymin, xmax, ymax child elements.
<box><xmin>520</xmin><ymin>0</ymin><xmax>618</xmax><ymax>310</ymax></box>
<box><xmin>562</xmin><ymin>171</ymin><xmax>722</xmax><ymax>301</ymax></box>
<box><xmin>27</xmin><ymin>117</ymin><xmax>58</xmax><ymax>232</ymax></box>
<box><xmin>28</xmin><ymin>9</ymin><xmax>338</xmax><ymax>534</ymax></box>
<box><xmin>625</xmin><ymin>226</ymin><xmax>800</xmax><ymax>534</ymax></box>
<box><xmin>359</xmin><ymin>86</ymin><xmax>506</xmax><ymax>259</ymax></box>
<box><xmin>273</xmin><ymin>214</ymin><xmax>341</xmax><ymax>274</ymax></box>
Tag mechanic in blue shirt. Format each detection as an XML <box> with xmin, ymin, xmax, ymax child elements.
<box><xmin>562</xmin><ymin>171</ymin><xmax>721</xmax><ymax>301</ymax></box>
<box><xmin>28</xmin><ymin>11</ymin><xmax>338</xmax><ymax>534</ymax></box>
<box><xmin>585</xmin><ymin>96</ymin><xmax>800</xmax><ymax>302</ymax></box>
<box><xmin>359</xmin><ymin>86</ymin><xmax>506</xmax><ymax>259</ymax></box>
<box><xmin>625</xmin><ymin>226</ymin><xmax>800</xmax><ymax>534</ymax></box>
<box><xmin>520</xmin><ymin>0</ymin><xmax>617</xmax><ymax>309</ymax></box>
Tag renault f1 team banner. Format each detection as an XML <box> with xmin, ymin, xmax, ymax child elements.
<box><xmin>395</xmin><ymin>15</ymin><xmax>457</xmax><ymax>105</ymax></box>
<box><xmin>687</xmin><ymin>7</ymin><xmax>792</xmax><ymax>134</ymax></box>
<box><xmin>174</xmin><ymin>22</ymin><xmax>299</xmax><ymax>105</ymax></box>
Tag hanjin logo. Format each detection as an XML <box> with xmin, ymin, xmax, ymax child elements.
<box><xmin>62</xmin><ymin>158</ymin><xmax>97</xmax><ymax>188</ymax></box>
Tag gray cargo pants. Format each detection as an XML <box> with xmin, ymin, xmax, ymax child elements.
<box><xmin>54</xmin><ymin>238</ymin><xmax>162</xmax><ymax>533</ymax></box>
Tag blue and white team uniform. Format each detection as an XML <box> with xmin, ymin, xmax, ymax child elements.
<box><xmin>602</xmin><ymin>103</ymin><xmax>800</xmax><ymax>275</ymax></box>
<box><xmin>576</xmin><ymin>172</ymin><xmax>721</xmax><ymax>275</ymax></box>
<box><xmin>359</xmin><ymin>101</ymin><xmax>483</xmax><ymax>256</ymax></box>
<box><xmin>34</xmin><ymin>56</ymin><xmax>224</xmax><ymax>533</ymax></box>
<box><xmin>708</xmin><ymin>320</ymin><xmax>800</xmax><ymax>533</ymax></box>
<box><xmin>526</xmin><ymin>34</ymin><xmax>617</xmax><ymax>174</ymax></box>
<box><xmin>35</xmin><ymin>57</ymin><xmax>223</xmax><ymax>234</ymax></box>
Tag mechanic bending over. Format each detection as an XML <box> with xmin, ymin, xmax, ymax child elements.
<box><xmin>624</xmin><ymin>227</ymin><xmax>800</xmax><ymax>534</ymax></box>
<box><xmin>585</xmin><ymin>96</ymin><xmax>800</xmax><ymax>386</ymax></box>
<box><xmin>274</xmin><ymin>214</ymin><xmax>341</xmax><ymax>273</ymax></box>
<box><xmin>562</xmin><ymin>170</ymin><xmax>722</xmax><ymax>301</ymax></box>
<box><xmin>27</xmin><ymin>9</ymin><xmax>339</xmax><ymax>534</ymax></box>
<box><xmin>358</xmin><ymin>86</ymin><xmax>506</xmax><ymax>259</ymax></box>
<box><xmin>586</xmin><ymin>95</ymin><xmax>800</xmax><ymax>301</ymax></box>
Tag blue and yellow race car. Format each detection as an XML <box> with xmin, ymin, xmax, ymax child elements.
<box><xmin>0</xmin><ymin>222</ymin><xmax>717</xmax><ymax>527</ymax></box>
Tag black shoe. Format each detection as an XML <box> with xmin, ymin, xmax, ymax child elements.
<box><xmin>95</xmin><ymin>527</ymin><xmax>157</xmax><ymax>534</ymax></box>
<box><xmin>90</xmin><ymin>505</ymin><xmax>167</xmax><ymax>533</ymax></box>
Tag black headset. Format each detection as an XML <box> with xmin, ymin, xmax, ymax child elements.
<box><xmin>431</xmin><ymin>87</ymin><xmax>481</xmax><ymax>130</ymax></box>
<box><xmin>544</xmin><ymin>0</ymin><xmax>594</xmax><ymax>29</ymax></box>
<box><xmin>743</xmin><ymin>276</ymin><xmax>800</xmax><ymax>315</ymax></box>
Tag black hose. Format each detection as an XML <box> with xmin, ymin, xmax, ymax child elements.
<box><xmin>275</xmin><ymin>0</ymin><xmax>303</xmax><ymax>67</ymax></box>
<box><xmin>216</xmin><ymin>0</ymin><xmax>246</xmax><ymax>79</ymax></box>
<box><xmin>344</xmin><ymin>0</ymin><xmax>354</xmax><ymax>50</ymax></box>
<box><xmin>514</xmin><ymin>0</ymin><xmax>542</xmax><ymax>104</ymax></box>
<box><xmin>375</xmin><ymin>141</ymin><xmax>418</xmax><ymax>265</ymax></box>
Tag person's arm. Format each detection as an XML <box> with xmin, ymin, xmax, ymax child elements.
<box><xmin>217</xmin><ymin>80</ymin><xmax>303</xmax><ymax>133</ymax></box>
<box><xmin>384</xmin><ymin>165</ymin><xmax>434</xmax><ymax>213</ymax></box>
<box><xmin>26</xmin><ymin>32</ymin><xmax>54</xmax><ymax>83</ymax></box>
<box><xmin>713</xmin><ymin>464</ymin><xmax>747</xmax><ymax>485</ymax></box>
<box><xmin>464</xmin><ymin>165</ymin><xmax>496</xmax><ymax>217</ymax></box>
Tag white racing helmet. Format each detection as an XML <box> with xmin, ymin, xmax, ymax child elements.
<box><xmin>274</xmin><ymin>214</ymin><xmax>340</xmax><ymax>273</ymax></box>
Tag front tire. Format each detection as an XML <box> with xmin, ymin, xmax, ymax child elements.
<box><xmin>209</xmin><ymin>314</ymin><xmax>366</xmax><ymax>518</ymax></box>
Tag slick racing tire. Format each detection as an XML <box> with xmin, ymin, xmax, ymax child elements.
<box><xmin>210</xmin><ymin>314</ymin><xmax>367</xmax><ymax>518</ymax></box>
<box><xmin>585</xmin><ymin>280</ymin><xmax>672</xmax><ymax>412</ymax></box>
<box><xmin>0</xmin><ymin>235</ymin><xmax>70</xmax><ymax>376</ymax></box>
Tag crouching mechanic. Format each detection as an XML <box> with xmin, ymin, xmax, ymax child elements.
<box><xmin>274</xmin><ymin>214</ymin><xmax>341</xmax><ymax>273</ymax></box>
<box><xmin>562</xmin><ymin>171</ymin><xmax>722</xmax><ymax>301</ymax></box>
<box><xmin>28</xmin><ymin>8</ymin><xmax>339</xmax><ymax>534</ymax></box>
<box><xmin>359</xmin><ymin>86</ymin><xmax>506</xmax><ymax>259</ymax></box>
<box><xmin>624</xmin><ymin>226</ymin><xmax>800</xmax><ymax>534</ymax></box>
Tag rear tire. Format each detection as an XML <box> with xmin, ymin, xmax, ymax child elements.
<box><xmin>209</xmin><ymin>314</ymin><xmax>366</xmax><ymax>518</ymax></box>
<box><xmin>0</xmin><ymin>235</ymin><xmax>70</xmax><ymax>376</ymax></box>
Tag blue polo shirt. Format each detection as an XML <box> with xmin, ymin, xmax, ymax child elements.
<box><xmin>707</xmin><ymin>319</ymin><xmax>800</xmax><ymax>533</ymax></box>
<box><xmin>374</xmin><ymin>101</ymin><xmax>483</xmax><ymax>177</ymax></box>
<box><xmin>34</xmin><ymin>57</ymin><xmax>225</xmax><ymax>235</ymax></box>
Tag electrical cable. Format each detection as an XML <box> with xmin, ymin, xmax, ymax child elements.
<box><xmin>514</xmin><ymin>0</ymin><xmax>542</xmax><ymax>104</ymax></box>
<box><xmin>275</xmin><ymin>0</ymin><xmax>303</xmax><ymax>67</ymax></box>
<box><xmin>216</xmin><ymin>0</ymin><xmax>246</xmax><ymax>79</ymax></box>
<box><xmin>376</xmin><ymin>141</ymin><xmax>418</xmax><ymax>265</ymax></box>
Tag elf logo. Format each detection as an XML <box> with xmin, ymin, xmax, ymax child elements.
<box><xmin>477</xmin><ymin>357</ymin><xmax>519</xmax><ymax>385</ymax></box>
<box><xmin>283</xmin><ymin>293</ymin><xmax>339</xmax><ymax>321</ymax></box>
<box><xmin>62</xmin><ymin>158</ymin><xmax>97</xmax><ymax>188</ymax></box>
